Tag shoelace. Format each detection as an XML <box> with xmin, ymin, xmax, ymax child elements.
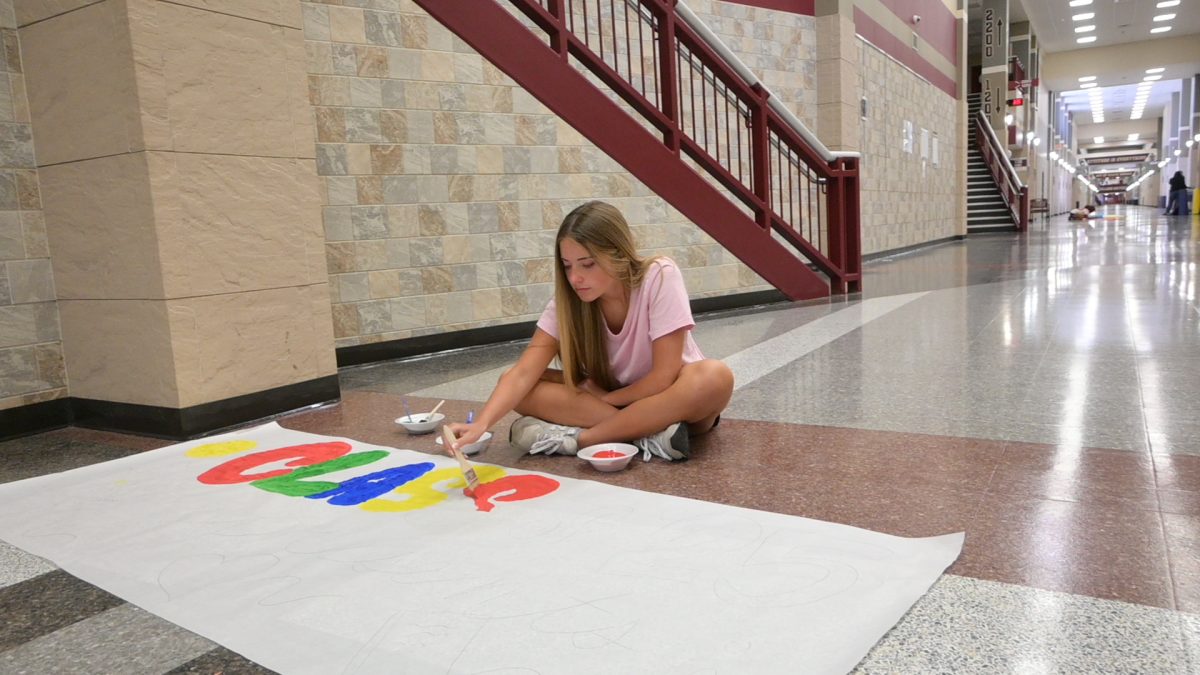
<box><xmin>530</xmin><ymin>426</ymin><xmax>574</xmax><ymax>455</ymax></box>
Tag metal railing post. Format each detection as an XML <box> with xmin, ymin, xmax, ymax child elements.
<box><xmin>657</xmin><ymin>0</ymin><xmax>680</xmax><ymax>153</ymax></box>
<box><xmin>750</xmin><ymin>83</ymin><xmax>771</xmax><ymax>229</ymax></box>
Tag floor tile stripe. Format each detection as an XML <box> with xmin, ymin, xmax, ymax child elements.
<box><xmin>0</xmin><ymin>570</ymin><xmax>125</xmax><ymax>651</ymax></box>
<box><xmin>0</xmin><ymin>604</ymin><xmax>215</xmax><ymax>675</ymax></box>
<box><xmin>726</xmin><ymin>291</ymin><xmax>929</xmax><ymax>391</ymax></box>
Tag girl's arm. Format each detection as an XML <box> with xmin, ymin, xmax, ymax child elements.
<box><xmin>445</xmin><ymin>328</ymin><xmax>559</xmax><ymax>447</ymax></box>
<box><xmin>598</xmin><ymin>328</ymin><xmax>687</xmax><ymax>408</ymax></box>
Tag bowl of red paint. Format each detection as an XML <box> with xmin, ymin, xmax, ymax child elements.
<box><xmin>578</xmin><ymin>443</ymin><xmax>637</xmax><ymax>472</ymax></box>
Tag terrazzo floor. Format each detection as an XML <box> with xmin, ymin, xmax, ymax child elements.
<box><xmin>2</xmin><ymin>205</ymin><xmax>1200</xmax><ymax>673</ymax></box>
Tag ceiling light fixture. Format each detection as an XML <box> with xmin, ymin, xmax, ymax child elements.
<box><xmin>1093</xmin><ymin>137</ymin><xmax>1105</xmax><ymax>144</ymax></box>
<box><xmin>1078</xmin><ymin>75</ymin><xmax>1097</xmax><ymax>82</ymax></box>
<box><xmin>1128</xmin><ymin>134</ymin><xmax>1139</xmax><ymax>141</ymax></box>
<box><xmin>1074</xmin><ymin>25</ymin><xmax>1095</xmax><ymax>33</ymax></box>
<box><xmin>1151</xmin><ymin>26</ymin><xmax>1172</xmax><ymax>33</ymax></box>
<box><xmin>1072</xmin><ymin>12</ymin><xmax>1095</xmax><ymax>21</ymax></box>
<box><xmin>1157</xmin><ymin>0</ymin><xmax>1180</xmax><ymax>7</ymax></box>
<box><xmin>1077</xmin><ymin>35</ymin><xmax>1098</xmax><ymax>43</ymax></box>
<box><xmin>1081</xmin><ymin>82</ymin><xmax>1098</xmax><ymax>88</ymax></box>
<box><xmin>1145</xmin><ymin>68</ymin><xmax>1165</xmax><ymax>74</ymax></box>
<box><xmin>1153</xmin><ymin>13</ymin><xmax>1176</xmax><ymax>21</ymax></box>
<box><xmin>1144</xmin><ymin>75</ymin><xmax>1162</xmax><ymax>81</ymax></box>
<box><xmin>1069</xmin><ymin>0</ymin><xmax>1092</xmax><ymax>6</ymax></box>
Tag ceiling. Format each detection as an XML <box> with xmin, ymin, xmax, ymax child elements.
<box><xmin>1018</xmin><ymin>0</ymin><xmax>1200</xmax><ymax>54</ymax></box>
<box><xmin>969</xmin><ymin>0</ymin><xmax>1200</xmax><ymax>171</ymax></box>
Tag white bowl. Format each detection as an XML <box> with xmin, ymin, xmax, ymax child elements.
<box><xmin>578</xmin><ymin>443</ymin><xmax>637</xmax><ymax>472</ymax></box>
<box><xmin>394</xmin><ymin>412</ymin><xmax>446</xmax><ymax>434</ymax></box>
<box><xmin>435</xmin><ymin>431</ymin><xmax>493</xmax><ymax>456</ymax></box>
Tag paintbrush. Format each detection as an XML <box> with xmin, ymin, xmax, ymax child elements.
<box><xmin>424</xmin><ymin>399</ymin><xmax>446</xmax><ymax>422</ymax></box>
<box><xmin>441</xmin><ymin>425</ymin><xmax>481</xmax><ymax>493</ymax></box>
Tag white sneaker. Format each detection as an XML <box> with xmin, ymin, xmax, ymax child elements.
<box><xmin>634</xmin><ymin>423</ymin><xmax>689</xmax><ymax>461</ymax></box>
<box><xmin>509</xmin><ymin>416</ymin><xmax>582</xmax><ymax>455</ymax></box>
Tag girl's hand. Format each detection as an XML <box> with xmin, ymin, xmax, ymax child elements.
<box><xmin>445</xmin><ymin>421</ymin><xmax>488</xmax><ymax>453</ymax></box>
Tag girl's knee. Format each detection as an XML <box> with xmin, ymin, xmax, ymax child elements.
<box><xmin>686</xmin><ymin>359</ymin><xmax>733</xmax><ymax>392</ymax></box>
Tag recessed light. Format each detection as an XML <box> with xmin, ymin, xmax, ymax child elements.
<box><xmin>1078</xmin><ymin>76</ymin><xmax>1097</xmax><ymax>82</ymax></box>
<box><xmin>1157</xmin><ymin>0</ymin><xmax>1180</xmax><ymax>7</ymax></box>
<box><xmin>1153</xmin><ymin>14</ymin><xmax>1176</xmax><ymax>21</ymax></box>
<box><xmin>1150</xmin><ymin>26</ymin><xmax>1172</xmax><ymax>33</ymax></box>
<box><xmin>1077</xmin><ymin>35</ymin><xmax>1098</xmax><ymax>43</ymax></box>
<box><xmin>1069</xmin><ymin>0</ymin><xmax>1092</xmax><ymax>6</ymax></box>
<box><xmin>1128</xmin><ymin>134</ymin><xmax>1139</xmax><ymax>141</ymax></box>
<box><xmin>1145</xmin><ymin>68</ymin><xmax>1165</xmax><ymax>74</ymax></box>
<box><xmin>1072</xmin><ymin>12</ymin><xmax>1095</xmax><ymax>21</ymax></box>
<box><xmin>1144</xmin><ymin>75</ymin><xmax>1162</xmax><ymax>81</ymax></box>
<box><xmin>1074</xmin><ymin>25</ymin><xmax>1096</xmax><ymax>33</ymax></box>
<box><xmin>1081</xmin><ymin>82</ymin><xmax>1098</xmax><ymax>88</ymax></box>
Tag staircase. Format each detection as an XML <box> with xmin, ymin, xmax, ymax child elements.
<box><xmin>414</xmin><ymin>0</ymin><xmax>861</xmax><ymax>299</ymax></box>
<box><xmin>966</xmin><ymin>93</ymin><xmax>1018</xmax><ymax>232</ymax></box>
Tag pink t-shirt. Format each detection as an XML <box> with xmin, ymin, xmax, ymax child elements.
<box><xmin>537</xmin><ymin>258</ymin><xmax>705</xmax><ymax>386</ymax></box>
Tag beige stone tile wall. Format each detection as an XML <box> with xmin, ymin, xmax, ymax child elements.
<box><xmin>0</xmin><ymin>0</ymin><xmax>64</xmax><ymax>411</ymax></box>
<box><xmin>857</xmin><ymin>38</ymin><xmax>961</xmax><ymax>253</ymax></box>
<box><xmin>303</xmin><ymin>0</ymin><xmax>816</xmax><ymax>349</ymax></box>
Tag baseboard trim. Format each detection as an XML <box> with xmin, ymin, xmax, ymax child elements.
<box><xmin>0</xmin><ymin>398</ymin><xmax>71</xmax><ymax>442</ymax></box>
<box><xmin>1</xmin><ymin>376</ymin><xmax>341</xmax><ymax>442</ymax></box>
<box><xmin>863</xmin><ymin>234</ymin><xmax>966</xmax><ymax>261</ymax></box>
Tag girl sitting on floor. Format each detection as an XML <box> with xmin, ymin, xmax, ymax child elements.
<box><xmin>445</xmin><ymin>200</ymin><xmax>733</xmax><ymax>461</ymax></box>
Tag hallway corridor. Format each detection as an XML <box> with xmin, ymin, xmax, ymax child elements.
<box><xmin>2</xmin><ymin>205</ymin><xmax>1199</xmax><ymax>672</ymax></box>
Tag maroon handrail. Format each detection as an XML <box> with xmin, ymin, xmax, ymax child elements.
<box><xmin>973</xmin><ymin>110</ymin><xmax>1028</xmax><ymax>231</ymax></box>
<box><xmin>418</xmin><ymin>0</ymin><xmax>861</xmax><ymax>296</ymax></box>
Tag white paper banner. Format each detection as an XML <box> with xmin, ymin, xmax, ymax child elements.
<box><xmin>0</xmin><ymin>423</ymin><xmax>962</xmax><ymax>674</ymax></box>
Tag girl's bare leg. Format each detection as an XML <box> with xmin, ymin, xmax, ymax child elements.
<box><xmin>577</xmin><ymin>359</ymin><xmax>733</xmax><ymax>447</ymax></box>
<box><xmin>513</xmin><ymin>369</ymin><xmax>618</xmax><ymax>428</ymax></box>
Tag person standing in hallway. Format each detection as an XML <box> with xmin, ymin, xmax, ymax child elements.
<box><xmin>444</xmin><ymin>200</ymin><xmax>733</xmax><ymax>461</ymax></box>
<box><xmin>1165</xmin><ymin>170</ymin><xmax>1190</xmax><ymax>216</ymax></box>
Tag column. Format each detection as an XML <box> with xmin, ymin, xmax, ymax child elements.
<box><xmin>17</xmin><ymin>0</ymin><xmax>337</xmax><ymax>437</ymax></box>
<box><xmin>814</xmin><ymin>0</ymin><xmax>860</xmax><ymax>152</ymax></box>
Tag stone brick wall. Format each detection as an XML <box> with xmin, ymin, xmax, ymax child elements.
<box><xmin>301</xmin><ymin>0</ymin><xmax>815</xmax><ymax>349</ymax></box>
<box><xmin>857</xmin><ymin>38</ymin><xmax>960</xmax><ymax>252</ymax></box>
<box><xmin>0</xmin><ymin>2</ymin><xmax>63</xmax><ymax>411</ymax></box>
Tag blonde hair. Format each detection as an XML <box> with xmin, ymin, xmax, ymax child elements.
<box><xmin>553</xmin><ymin>201</ymin><xmax>654</xmax><ymax>391</ymax></box>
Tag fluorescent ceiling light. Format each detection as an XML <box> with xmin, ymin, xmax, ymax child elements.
<box><xmin>1080</xmin><ymin>82</ymin><xmax>1098</xmax><ymax>88</ymax></box>
<box><xmin>1131</xmin><ymin>112</ymin><xmax>1143</xmax><ymax>119</ymax></box>
<box><xmin>1157</xmin><ymin>0</ymin><xmax>1180</xmax><ymax>6</ymax></box>
<box><xmin>1145</xmin><ymin>67</ymin><xmax>1165</xmax><ymax>74</ymax></box>
<box><xmin>1151</xmin><ymin>26</ymin><xmax>1172</xmax><ymax>33</ymax></box>
<box><xmin>1072</xmin><ymin>12</ymin><xmax>1095</xmax><ymax>21</ymax></box>
<box><xmin>1144</xmin><ymin>75</ymin><xmax>1162</xmax><ymax>81</ymax></box>
<box><xmin>1078</xmin><ymin>75</ymin><xmax>1097</xmax><ymax>82</ymax></box>
<box><xmin>1128</xmin><ymin>134</ymin><xmax>1139</xmax><ymax>141</ymax></box>
<box><xmin>1074</xmin><ymin>25</ymin><xmax>1095</xmax><ymax>33</ymax></box>
<box><xmin>1093</xmin><ymin>137</ymin><xmax>1105</xmax><ymax>144</ymax></box>
<box><xmin>1077</xmin><ymin>35</ymin><xmax>1098</xmax><ymax>43</ymax></box>
<box><xmin>1153</xmin><ymin>14</ymin><xmax>1176</xmax><ymax>21</ymax></box>
<box><xmin>1069</xmin><ymin>0</ymin><xmax>1092</xmax><ymax>6</ymax></box>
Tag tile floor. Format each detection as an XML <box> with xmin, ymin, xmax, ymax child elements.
<box><xmin>1</xmin><ymin>205</ymin><xmax>1199</xmax><ymax>673</ymax></box>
